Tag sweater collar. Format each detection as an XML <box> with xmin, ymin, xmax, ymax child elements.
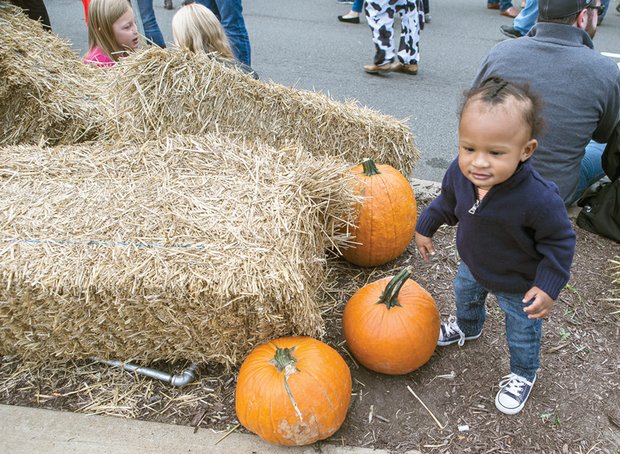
<box><xmin>527</xmin><ymin>23</ymin><xmax>594</xmax><ymax>50</ymax></box>
<box><xmin>472</xmin><ymin>160</ymin><xmax>533</xmax><ymax>196</ymax></box>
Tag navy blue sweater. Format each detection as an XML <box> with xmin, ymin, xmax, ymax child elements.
<box><xmin>416</xmin><ymin>159</ymin><xmax>576</xmax><ymax>299</ymax></box>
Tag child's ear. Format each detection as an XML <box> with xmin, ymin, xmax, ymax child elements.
<box><xmin>521</xmin><ymin>139</ymin><xmax>537</xmax><ymax>162</ymax></box>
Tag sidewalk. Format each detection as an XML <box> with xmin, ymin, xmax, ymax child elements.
<box><xmin>1</xmin><ymin>404</ymin><xmax>419</xmax><ymax>454</ymax></box>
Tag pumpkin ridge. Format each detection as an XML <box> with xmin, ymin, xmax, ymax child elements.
<box><xmin>382</xmin><ymin>172</ymin><xmax>399</xmax><ymax>260</ymax></box>
<box><xmin>301</xmin><ymin>365</ymin><xmax>338</xmax><ymax>416</ymax></box>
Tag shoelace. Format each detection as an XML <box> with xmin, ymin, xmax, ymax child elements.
<box><xmin>443</xmin><ymin>315</ymin><xmax>466</xmax><ymax>346</ymax></box>
<box><xmin>498</xmin><ymin>373</ymin><xmax>530</xmax><ymax>396</ymax></box>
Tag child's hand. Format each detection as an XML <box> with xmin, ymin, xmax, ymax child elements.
<box><xmin>414</xmin><ymin>232</ymin><xmax>435</xmax><ymax>261</ymax></box>
<box><xmin>522</xmin><ymin>286</ymin><xmax>554</xmax><ymax>319</ymax></box>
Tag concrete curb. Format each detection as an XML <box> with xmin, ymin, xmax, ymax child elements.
<box><xmin>1</xmin><ymin>404</ymin><xmax>422</xmax><ymax>454</ymax></box>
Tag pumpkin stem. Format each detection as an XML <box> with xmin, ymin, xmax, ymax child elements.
<box><xmin>272</xmin><ymin>346</ymin><xmax>303</xmax><ymax>421</ymax></box>
<box><xmin>377</xmin><ymin>267</ymin><xmax>413</xmax><ymax>309</ymax></box>
<box><xmin>361</xmin><ymin>159</ymin><xmax>381</xmax><ymax>176</ymax></box>
<box><xmin>272</xmin><ymin>346</ymin><xmax>297</xmax><ymax>372</ymax></box>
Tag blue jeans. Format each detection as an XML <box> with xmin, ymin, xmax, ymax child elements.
<box><xmin>514</xmin><ymin>0</ymin><xmax>538</xmax><ymax>35</ymax></box>
<box><xmin>488</xmin><ymin>0</ymin><xmax>514</xmax><ymax>12</ymax></box>
<box><xmin>196</xmin><ymin>0</ymin><xmax>251</xmax><ymax>66</ymax></box>
<box><xmin>453</xmin><ymin>263</ymin><xmax>541</xmax><ymax>381</ymax></box>
<box><xmin>135</xmin><ymin>0</ymin><xmax>165</xmax><ymax>47</ymax></box>
<box><xmin>566</xmin><ymin>140</ymin><xmax>606</xmax><ymax>205</ymax></box>
<box><xmin>352</xmin><ymin>0</ymin><xmax>364</xmax><ymax>13</ymax></box>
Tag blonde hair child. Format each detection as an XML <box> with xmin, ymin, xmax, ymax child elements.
<box><xmin>84</xmin><ymin>0</ymin><xmax>139</xmax><ymax>67</ymax></box>
<box><xmin>171</xmin><ymin>3</ymin><xmax>234</xmax><ymax>60</ymax></box>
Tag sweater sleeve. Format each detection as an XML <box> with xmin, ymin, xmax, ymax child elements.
<box><xmin>531</xmin><ymin>196</ymin><xmax>576</xmax><ymax>299</ymax></box>
<box><xmin>416</xmin><ymin>163</ymin><xmax>460</xmax><ymax>237</ymax></box>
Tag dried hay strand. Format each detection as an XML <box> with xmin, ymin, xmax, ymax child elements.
<box><xmin>101</xmin><ymin>47</ymin><xmax>419</xmax><ymax>175</ymax></box>
<box><xmin>0</xmin><ymin>2</ymin><xmax>101</xmax><ymax>145</ymax></box>
<box><xmin>0</xmin><ymin>356</ymin><xmax>226</xmax><ymax>422</ymax></box>
<box><xmin>0</xmin><ymin>135</ymin><xmax>359</xmax><ymax>367</ymax></box>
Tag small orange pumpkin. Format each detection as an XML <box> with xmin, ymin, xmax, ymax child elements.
<box><xmin>235</xmin><ymin>336</ymin><xmax>352</xmax><ymax>446</ymax></box>
<box><xmin>342</xmin><ymin>267</ymin><xmax>439</xmax><ymax>375</ymax></box>
<box><xmin>342</xmin><ymin>159</ymin><xmax>417</xmax><ymax>267</ymax></box>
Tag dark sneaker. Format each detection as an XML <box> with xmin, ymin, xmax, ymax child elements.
<box><xmin>495</xmin><ymin>373</ymin><xmax>536</xmax><ymax>415</ymax></box>
<box><xmin>437</xmin><ymin>315</ymin><xmax>482</xmax><ymax>346</ymax></box>
<box><xmin>338</xmin><ymin>15</ymin><xmax>360</xmax><ymax>23</ymax></box>
<box><xmin>500</xmin><ymin>25</ymin><xmax>523</xmax><ymax>39</ymax></box>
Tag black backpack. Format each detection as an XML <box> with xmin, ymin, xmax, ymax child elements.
<box><xmin>576</xmin><ymin>121</ymin><xmax>620</xmax><ymax>242</ymax></box>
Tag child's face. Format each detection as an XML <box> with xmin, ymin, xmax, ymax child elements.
<box><xmin>458</xmin><ymin>99</ymin><xmax>537</xmax><ymax>191</ymax></box>
<box><xmin>112</xmin><ymin>9</ymin><xmax>139</xmax><ymax>50</ymax></box>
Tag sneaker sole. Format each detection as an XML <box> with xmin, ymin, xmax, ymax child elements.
<box><xmin>437</xmin><ymin>331</ymin><xmax>482</xmax><ymax>346</ymax></box>
<box><xmin>495</xmin><ymin>374</ymin><xmax>537</xmax><ymax>415</ymax></box>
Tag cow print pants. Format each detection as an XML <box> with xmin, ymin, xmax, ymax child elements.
<box><xmin>365</xmin><ymin>0</ymin><xmax>421</xmax><ymax>66</ymax></box>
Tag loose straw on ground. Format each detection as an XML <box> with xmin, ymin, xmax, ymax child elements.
<box><xmin>407</xmin><ymin>385</ymin><xmax>445</xmax><ymax>429</ymax></box>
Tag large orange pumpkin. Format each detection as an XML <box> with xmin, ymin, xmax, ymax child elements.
<box><xmin>342</xmin><ymin>159</ymin><xmax>417</xmax><ymax>267</ymax></box>
<box><xmin>342</xmin><ymin>267</ymin><xmax>440</xmax><ymax>375</ymax></box>
<box><xmin>235</xmin><ymin>336</ymin><xmax>352</xmax><ymax>446</ymax></box>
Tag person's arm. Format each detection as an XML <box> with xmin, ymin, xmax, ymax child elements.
<box><xmin>414</xmin><ymin>162</ymin><xmax>460</xmax><ymax>260</ymax></box>
<box><xmin>527</xmin><ymin>196</ymin><xmax>576</xmax><ymax>317</ymax></box>
<box><xmin>591</xmin><ymin>67</ymin><xmax>620</xmax><ymax>143</ymax></box>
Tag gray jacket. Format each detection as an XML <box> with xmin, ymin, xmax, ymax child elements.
<box><xmin>472</xmin><ymin>23</ymin><xmax>620</xmax><ymax>204</ymax></box>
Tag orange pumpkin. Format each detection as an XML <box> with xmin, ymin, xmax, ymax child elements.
<box><xmin>235</xmin><ymin>336</ymin><xmax>352</xmax><ymax>446</ymax></box>
<box><xmin>342</xmin><ymin>267</ymin><xmax>440</xmax><ymax>375</ymax></box>
<box><xmin>342</xmin><ymin>159</ymin><xmax>417</xmax><ymax>267</ymax></box>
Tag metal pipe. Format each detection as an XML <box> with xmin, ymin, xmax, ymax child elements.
<box><xmin>93</xmin><ymin>358</ymin><xmax>198</xmax><ymax>387</ymax></box>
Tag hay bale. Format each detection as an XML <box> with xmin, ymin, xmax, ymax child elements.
<box><xmin>101</xmin><ymin>47</ymin><xmax>419</xmax><ymax>175</ymax></box>
<box><xmin>0</xmin><ymin>2</ymin><xmax>101</xmax><ymax>145</ymax></box>
<box><xmin>0</xmin><ymin>135</ymin><xmax>358</xmax><ymax>366</ymax></box>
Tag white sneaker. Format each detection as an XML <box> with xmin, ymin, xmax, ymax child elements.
<box><xmin>495</xmin><ymin>373</ymin><xmax>536</xmax><ymax>415</ymax></box>
<box><xmin>437</xmin><ymin>315</ymin><xmax>482</xmax><ymax>346</ymax></box>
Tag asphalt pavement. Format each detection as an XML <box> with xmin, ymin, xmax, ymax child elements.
<box><xmin>44</xmin><ymin>0</ymin><xmax>620</xmax><ymax>183</ymax></box>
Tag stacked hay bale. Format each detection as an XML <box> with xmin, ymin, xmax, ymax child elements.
<box><xmin>100</xmin><ymin>47</ymin><xmax>418</xmax><ymax>175</ymax></box>
<box><xmin>0</xmin><ymin>2</ymin><xmax>101</xmax><ymax>145</ymax></box>
<box><xmin>0</xmin><ymin>136</ymin><xmax>359</xmax><ymax>366</ymax></box>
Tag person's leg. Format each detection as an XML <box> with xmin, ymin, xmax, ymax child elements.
<box><xmin>496</xmin><ymin>292</ymin><xmax>541</xmax><ymax>381</ymax></box>
<box><xmin>598</xmin><ymin>0</ymin><xmax>609</xmax><ymax>23</ymax></box>
<box><xmin>513</xmin><ymin>0</ymin><xmax>538</xmax><ymax>34</ymax></box>
<box><xmin>499</xmin><ymin>0</ymin><xmax>517</xmax><ymax>16</ymax></box>
<box><xmin>453</xmin><ymin>262</ymin><xmax>488</xmax><ymax>337</ymax></box>
<box><xmin>364</xmin><ymin>0</ymin><xmax>396</xmax><ymax>66</ymax></box>
<box><xmin>197</xmin><ymin>0</ymin><xmax>251</xmax><ymax>66</ymax></box>
<box><xmin>338</xmin><ymin>0</ymin><xmax>363</xmax><ymax>21</ymax></box>
<box><xmin>568</xmin><ymin>140</ymin><xmax>607</xmax><ymax>204</ymax></box>
<box><xmin>494</xmin><ymin>291</ymin><xmax>541</xmax><ymax>414</ymax></box>
<box><xmin>396</xmin><ymin>0</ymin><xmax>420</xmax><ymax>66</ymax></box>
<box><xmin>136</xmin><ymin>0</ymin><xmax>166</xmax><ymax>47</ymax></box>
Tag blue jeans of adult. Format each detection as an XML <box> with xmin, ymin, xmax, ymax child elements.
<box><xmin>513</xmin><ymin>0</ymin><xmax>538</xmax><ymax>35</ymax></box>
<box><xmin>135</xmin><ymin>0</ymin><xmax>165</xmax><ymax>47</ymax></box>
<box><xmin>353</xmin><ymin>0</ymin><xmax>364</xmax><ymax>13</ymax></box>
<box><xmin>487</xmin><ymin>0</ymin><xmax>515</xmax><ymax>12</ymax></box>
<box><xmin>196</xmin><ymin>0</ymin><xmax>251</xmax><ymax>66</ymax></box>
<box><xmin>565</xmin><ymin>140</ymin><xmax>607</xmax><ymax>205</ymax></box>
<box><xmin>453</xmin><ymin>262</ymin><xmax>541</xmax><ymax>381</ymax></box>
<box><xmin>600</xmin><ymin>0</ymin><xmax>609</xmax><ymax>21</ymax></box>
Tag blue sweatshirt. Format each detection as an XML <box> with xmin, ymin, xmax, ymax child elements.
<box><xmin>416</xmin><ymin>159</ymin><xmax>576</xmax><ymax>299</ymax></box>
